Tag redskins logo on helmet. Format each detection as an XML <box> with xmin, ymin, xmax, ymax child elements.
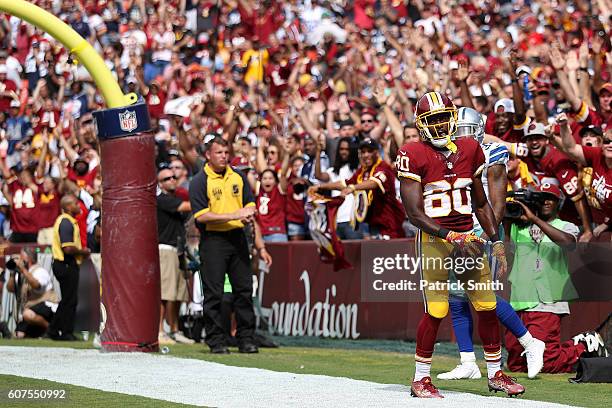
<box><xmin>414</xmin><ymin>91</ymin><xmax>458</xmax><ymax>150</ymax></box>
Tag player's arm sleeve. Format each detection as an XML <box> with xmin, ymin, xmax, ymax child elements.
<box><xmin>189</xmin><ymin>173</ymin><xmax>210</xmax><ymax>219</ymax></box>
<box><xmin>59</xmin><ymin>219</ymin><xmax>77</xmax><ymax>247</ymax></box>
<box><xmin>395</xmin><ymin>148</ymin><xmax>422</xmax><ymax>183</ymax></box>
<box><xmin>240</xmin><ymin>171</ymin><xmax>256</xmax><ymax>208</ymax></box>
<box><xmin>488</xmin><ymin>143</ymin><xmax>510</xmax><ymax>167</ymax></box>
<box><xmin>473</xmin><ymin>144</ymin><xmax>486</xmax><ymax>177</ymax></box>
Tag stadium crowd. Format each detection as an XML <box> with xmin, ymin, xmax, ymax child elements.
<box><xmin>0</xmin><ymin>0</ymin><xmax>610</xmax><ymax>246</ymax></box>
<box><xmin>0</xmin><ymin>0</ymin><xmax>611</xmax><ymax>354</ymax></box>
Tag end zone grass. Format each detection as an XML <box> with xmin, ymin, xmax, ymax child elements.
<box><xmin>1</xmin><ymin>338</ymin><xmax>610</xmax><ymax>408</ymax></box>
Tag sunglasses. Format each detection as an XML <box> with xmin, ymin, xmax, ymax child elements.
<box><xmin>266</xmin><ymin>150</ymin><xmax>278</xmax><ymax>155</ymax></box>
<box><xmin>603</xmin><ymin>139</ymin><xmax>612</xmax><ymax>145</ymax></box>
<box><xmin>361</xmin><ymin>119</ymin><xmax>374</xmax><ymax>123</ymax></box>
<box><xmin>160</xmin><ymin>176</ymin><xmax>178</xmax><ymax>182</ymax></box>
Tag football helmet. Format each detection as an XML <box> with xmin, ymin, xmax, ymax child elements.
<box><xmin>415</xmin><ymin>92</ymin><xmax>458</xmax><ymax>149</ymax></box>
<box><xmin>456</xmin><ymin>107</ymin><xmax>485</xmax><ymax>143</ymax></box>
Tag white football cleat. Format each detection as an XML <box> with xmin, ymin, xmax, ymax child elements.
<box><xmin>521</xmin><ymin>338</ymin><xmax>545</xmax><ymax>378</ymax></box>
<box><xmin>437</xmin><ymin>362</ymin><xmax>482</xmax><ymax>380</ymax></box>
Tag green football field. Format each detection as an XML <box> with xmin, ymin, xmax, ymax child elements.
<box><xmin>0</xmin><ymin>337</ymin><xmax>610</xmax><ymax>408</ymax></box>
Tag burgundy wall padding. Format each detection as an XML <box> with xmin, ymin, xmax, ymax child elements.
<box><xmin>261</xmin><ymin>240</ymin><xmax>611</xmax><ymax>341</ymax></box>
<box><xmin>99</xmin><ymin>133</ymin><xmax>159</xmax><ymax>352</ymax></box>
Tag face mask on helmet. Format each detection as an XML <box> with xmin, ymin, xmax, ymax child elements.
<box><xmin>455</xmin><ymin>124</ymin><xmax>485</xmax><ymax>143</ymax></box>
<box><xmin>416</xmin><ymin>110</ymin><xmax>457</xmax><ymax>148</ymax></box>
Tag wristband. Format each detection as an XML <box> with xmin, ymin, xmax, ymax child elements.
<box><xmin>348</xmin><ymin>184</ymin><xmax>356</xmax><ymax>192</ymax></box>
<box><xmin>437</xmin><ymin>227</ymin><xmax>450</xmax><ymax>239</ymax></box>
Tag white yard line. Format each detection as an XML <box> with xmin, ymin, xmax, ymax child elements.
<box><xmin>0</xmin><ymin>346</ymin><xmax>573</xmax><ymax>408</ymax></box>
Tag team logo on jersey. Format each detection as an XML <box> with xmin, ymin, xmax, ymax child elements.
<box><xmin>232</xmin><ymin>184</ymin><xmax>239</xmax><ymax>196</ymax></box>
<box><xmin>446</xmin><ymin>161</ymin><xmax>453</xmax><ymax>169</ymax></box>
<box><xmin>119</xmin><ymin>110</ymin><xmax>138</xmax><ymax>132</ymax></box>
<box><xmin>213</xmin><ymin>187</ymin><xmax>223</xmax><ymax>200</ymax></box>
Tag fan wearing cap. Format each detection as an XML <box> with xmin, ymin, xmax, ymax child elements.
<box><xmin>5</xmin><ymin>99</ymin><xmax>33</xmax><ymax>164</ymax></box>
<box><xmin>485</xmin><ymin>98</ymin><xmax>530</xmax><ymax>143</ymax></box>
<box><xmin>557</xmin><ymin>115</ymin><xmax>612</xmax><ymax>239</ymax></box>
<box><xmin>504</xmin><ymin>182</ymin><xmax>606</xmax><ymax>372</ymax></box>
<box><xmin>156</xmin><ymin>163</ymin><xmax>194</xmax><ymax>345</ymax></box>
<box><xmin>521</xmin><ymin>121</ymin><xmax>594</xmax><ymax>240</ymax></box>
<box><xmin>309</xmin><ymin>137</ymin><xmax>405</xmax><ymax>239</ymax></box>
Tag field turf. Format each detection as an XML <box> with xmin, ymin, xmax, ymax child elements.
<box><xmin>1</xmin><ymin>336</ymin><xmax>610</xmax><ymax>407</ymax></box>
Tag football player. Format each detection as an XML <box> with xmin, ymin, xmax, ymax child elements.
<box><xmin>438</xmin><ymin>107</ymin><xmax>545</xmax><ymax>381</ymax></box>
<box><xmin>396</xmin><ymin>92</ymin><xmax>525</xmax><ymax>398</ymax></box>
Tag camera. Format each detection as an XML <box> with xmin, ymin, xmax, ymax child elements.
<box><xmin>5</xmin><ymin>257</ymin><xmax>18</xmax><ymax>272</ymax></box>
<box><xmin>505</xmin><ymin>189</ymin><xmax>547</xmax><ymax>219</ymax></box>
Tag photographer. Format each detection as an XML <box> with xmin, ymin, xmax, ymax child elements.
<box><xmin>6</xmin><ymin>248</ymin><xmax>58</xmax><ymax>338</ymax></box>
<box><xmin>504</xmin><ymin>183</ymin><xmax>606</xmax><ymax>374</ymax></box>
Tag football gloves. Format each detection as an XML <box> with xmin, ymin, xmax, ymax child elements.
<box><xmin>491</xmin><ymin>240</ymin><xmax>507</xmax><ymax>279</ymax></box>
<box><xmin>445</xmin><ymin>231</ymin><xmax>485</xmax><ymax>257</ymax></box>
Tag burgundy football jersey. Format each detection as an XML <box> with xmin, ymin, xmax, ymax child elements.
<box><xmin>256</xmin><ymin>185</ymin><xmax>287</xmax><ymax>236</ymax></box>
<box><xmin>396</xmin><ymin>139</ymin><xmax>486</xmax><ymax>232</ymax></box>
<box><xmin>582</xmin><ymin>146</ymin><xmax>612</xmax><ymax>217</ymax></box>
<box><xmin>8</xmin><ymin>178</ymin><xmax>40</xmax><ymax>234</ymax></box>
<box><xmin>346</xmin><ymin>159</ymin><xmax>405</xmax><ymax>238</ymax></box>
<box><xmin>523</xmin><ymin>146</ymin><xmax>583</xmax><ymax>224</ymax></box>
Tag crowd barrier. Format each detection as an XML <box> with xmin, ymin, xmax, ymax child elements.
<box><xmin>1</xmin><ymin>241</ymin><xmax>609</xmax><ymax>342</ymax></box>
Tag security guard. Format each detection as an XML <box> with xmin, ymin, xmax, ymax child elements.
<box><xmin>47</xmin><ymin>194</ymin><xmax>91</xmax><ymax>340</ymax></box>
<box><xmin>190</xmin><ymin>137</ymin><xmax>272</xmax><ymax>354</ymax></box>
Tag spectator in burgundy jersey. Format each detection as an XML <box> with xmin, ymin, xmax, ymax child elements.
<box><xmin>310</xmin><ymin>138</ymin><xmax>405</xmax><ymax>239</ymax></box>
<box><xmin>256</xmin><ymin>169</ymin><xmax>288</xmax><ymax>242</ymax></box>
<box><xmin>285</xmin><ymin>155</ymin><xmax>307</xmax><ymax>241</ymax></box>
<box><xmin>1</xmin><ymin>164</ymin><xmax>40</xmax><ymax>243</ymax></box>
<box><xmin>66</xmin><ymin>155</ymin><xmax>98</xmax><ymax>190</ymax></box>
<box><xmin>522</xmin><ymin>122</ymin><xmax>594</xmax><ymax>241</ymax></box>
<box><xmin>35</xmin><ymin>176</ymin><xmax>61</xmax><ymax>245</ymax></box>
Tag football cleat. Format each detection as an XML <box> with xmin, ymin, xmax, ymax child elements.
<box><xmin>573</xmin><ymin>331</ymin><xmax>609</xmax><ymax>358</ymax></box>
<box><xmin>488</xmin><ymin>371</ymin><xmax>525</xmax><ymax>397</ymax></box>
<box><xmin>437</xmin><ymin>362</ymin><xmax>482</xmax><ymax>380</ymax></box>
<box><xmin>410</xmin><ymin>377</ymin><xmax>443</xmax><ymax>398</ymax></box>
<box><xmin>521</xmin><ymin>338</ymin><xmax>545</xmax><ymax>378</ymax></box>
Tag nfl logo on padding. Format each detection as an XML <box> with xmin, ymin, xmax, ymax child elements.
<box><xmin>119</xmin><ymin>110</ymin><xmax>138</xmax><ymax>132</ymax></box>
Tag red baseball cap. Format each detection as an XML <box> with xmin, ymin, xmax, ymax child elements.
<box><xmin>537</xmin><ymin>183</ymin><xmax>562</xmax><ymax>199</ymax></box>
<box><xmin>598</xmin><ymin>83</ymin><xmax>612</xmax><ymax>95</ymax></box>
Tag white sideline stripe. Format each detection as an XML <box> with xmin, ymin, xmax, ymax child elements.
<box><xmin>0</xmin><ymin>346</ymin><xmax>574</xmax><ymax>408</ymax></box>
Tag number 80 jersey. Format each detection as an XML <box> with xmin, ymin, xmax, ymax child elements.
<box><xmin>396</xmin><ymin>138</ymin><xmax>486</xmax><ymax>232</ymax></box>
